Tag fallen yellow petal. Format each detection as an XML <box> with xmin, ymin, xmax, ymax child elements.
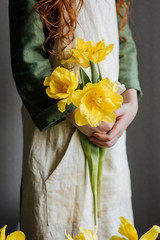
<box><xmin>6</xmin><ymin>231</ymin><xmax>25</xmax><ymax>240</ymax></box>
<box><xmin>119</xmin><ymin>217</ymin><xmax>138</xmax><ymax>240</ymax></box>
<box><xmin>65</xmin><ymin>230</ymin><xmax>74</xmax><ymax>240</ymax></box>
<box><xmin>74</xmin><ymin>232</ymin><xmax>85</xmax><ymax>240</ymax></box>
<box><xmin>140</xmin><ymin>225</ymin><xmax>160</xmax><ymax>240</ymax></box>
<box><xmin>0</xmin><ymin>225</ymin><xmax>7</xmax><ymax>240</ymax></box>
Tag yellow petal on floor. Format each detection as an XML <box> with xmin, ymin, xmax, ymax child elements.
<box><xmin>65</xmin><ymin>230</ymin><xmax>74</xmax><ymax>240</ymax></box>
<box><xmin>0</xmin><ymin>225</ymin><xmax>7</xmax><ymax>240</ymax></box>
<box><xmin>74</xmin><ymin>233</ymin><xmax>85</xmax><ymax>240</ymax></box>
<box><xmin>6</xmin><ymin>231</ymin><xmax>25</xmax><ymax>240</ymax></box>
<box><xmin>119</xmin><ymin>217</ymin><xmax>138</xmax><ymax>240</ymax></box>
<box><xmin>140</xmin><ymin>226</ymin><xmax>160</xmax><ymax>240</ymax></box>
<box><xmin>79</xmin><ymin>227</ymin><xmax>95</xmax><ymax>240</ymax></box>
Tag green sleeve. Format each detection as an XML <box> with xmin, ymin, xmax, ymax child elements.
<box><xmin>117</xmin><ymin>15</ymin><xmax>143</xmax><ymax>100</ymax></box>
<box><xmin>9</xmin><ymin>0</ymin><xmax>76</xmax><ymax>131</ymax></box>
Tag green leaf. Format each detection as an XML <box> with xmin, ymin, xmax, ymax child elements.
<box><xmin>97</xmin><ymin>63</ymin><xmax>102</xmax><ymax>82</ymax></box>
<box><xmin>90</xmin><ymin>60</ymin><xmax>99</xmax><ymax>84</ymax></box>
<box><xmin>80</xmin><ymin>67</ymin><xmax>91</xmax><ymax>87</ymax></box>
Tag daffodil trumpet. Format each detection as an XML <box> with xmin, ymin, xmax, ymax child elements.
<box><xmin>110</xmin><ymin>217</ymin><xmax>160</xmax><ymax>240</ymax></box>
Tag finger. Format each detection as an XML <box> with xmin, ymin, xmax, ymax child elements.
<box><xmin>91</xmin><ymin>117</ymin><xmax>122</xmax><ymax>142</ymax></box>
<box><xmin>91</xmin><ymin>139</ymin><xmax>108</xmax><ymax>148</ymax></box>
<box><xmin>107</xmin><ymin>116</ymin><xmax>124</xmax><ymax>140</ymax></box>
<box><xmin>97</xmin><ymin>122</ymin><xmax>115</xmax><ymax>132</ymax></box>
<box><xmin>90</xmin><ymin>133</ymin><xmax>111</xmax><ymax>142</ymax></box>
<box><xmin>105</xmin><ymin>135</ymin><xmax>120</xmax><ymax>147</ymax></box>
<box><xmin>91</xmin><ymin>136</ymin><xmax>118</xmax><ymax>148</ymax></box>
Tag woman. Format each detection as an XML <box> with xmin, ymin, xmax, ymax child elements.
<box><xmin>9</xmin><ymin>0</ymin><xmax>142</xmax><ymax>239</ymax></box>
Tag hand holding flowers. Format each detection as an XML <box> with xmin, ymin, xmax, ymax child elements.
<box><xmin>90</xmin><ymin>88</ymin><xmax>138</xmax><ymax>148</ymax></box>
<box><xmin>66</xmin><ymin>110</ymin><xmax>114</xmax><ymax>138</ymax></box>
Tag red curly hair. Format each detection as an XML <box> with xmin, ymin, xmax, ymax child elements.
<box><xmin>34</xmin><ymin>0</ymin><xmax>130</xmax><ymax>55</ymax></box>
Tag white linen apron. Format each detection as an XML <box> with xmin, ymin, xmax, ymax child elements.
<box><xmin>20</xmin><ymin>0</ymin><xmax>134</xmax><ymax>239</ymax></box>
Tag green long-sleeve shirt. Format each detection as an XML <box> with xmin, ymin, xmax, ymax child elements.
<box><xmin>9</xmin><ymin>0</ymin><xmax>142</xmax><ymax>131</ymax></box>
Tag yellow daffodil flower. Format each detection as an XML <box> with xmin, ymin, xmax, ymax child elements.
<box><xmin>61</xmin><ymin>38</ymin><xmax>114</xmax><ymax>68</ymax></box>
<box><xmin>72</xmin><ymin>78</ymin><xmax>123</xmax><ymax>127</ymax></box>
<box><xmin>110</xmin><ymin>217</ymin><xmax>160</xmax><ymax>240</ymax></box>
<box><xmin>65</xmin><ymin>226</ymin><xmax>97</xmax><ymax>240</ymax></box>
<box><xmin>78</xmin><ymin>227</ymin><xmax>98</xmax><ymax>240</ymax></box>
<box><xmin>0</xmin><ymin>225</ymin><xmax>25</xmax><ymax>240</ymax></box>
<box><xmin>44</xmin><ymin>66</ymin><xmax>79</xmax><ymax>112</ymax></box>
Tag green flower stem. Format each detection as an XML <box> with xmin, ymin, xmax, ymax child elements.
<box><xmin>93</xmin><ymin>192</ymin><xmax>98</xmax><ymax>225</ymax></box>
<box><xmin>97</xmin><ymin>147</ymin><xmax>106</xmax><ymax>218</ymax></box>
<box><xmin>79</xmin><ymin>131</ymin><xmax>99</xmax><ymax>226</ymax></box>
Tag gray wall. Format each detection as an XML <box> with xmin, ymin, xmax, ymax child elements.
<box><xmin>128</xmin><ymin>0</ymin><xmax>160</xmax><ymax>235</ymax></box>
<box><xmin>0</xmin><ymin>0</ymin><xmax>23</xmax><ymax>234</ymax></box>
<box><xmin>0</xmin><ymin>0</ymin><xmax>160</xmax><ymax>236</ymax></box>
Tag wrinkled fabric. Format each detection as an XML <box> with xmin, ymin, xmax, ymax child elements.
<box><xmin>21</xmin><ymin>107</ymin><xmax>133</xmax><ymax>240</ymax></box>
<box><xmin>20</xmin><ymin>1</ymin><xmax>134</xmax><ymax>240</ymax></box>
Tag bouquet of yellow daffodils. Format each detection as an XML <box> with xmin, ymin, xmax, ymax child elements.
<box><xmin>0</xmin><ymin>225</ymin><xmax>25</xmax><ymax>240</ymax></box>
<box><xmin>44</xmin><ymin>38</ymin><xmax>124</xmax><ymax>225</ymax></box>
